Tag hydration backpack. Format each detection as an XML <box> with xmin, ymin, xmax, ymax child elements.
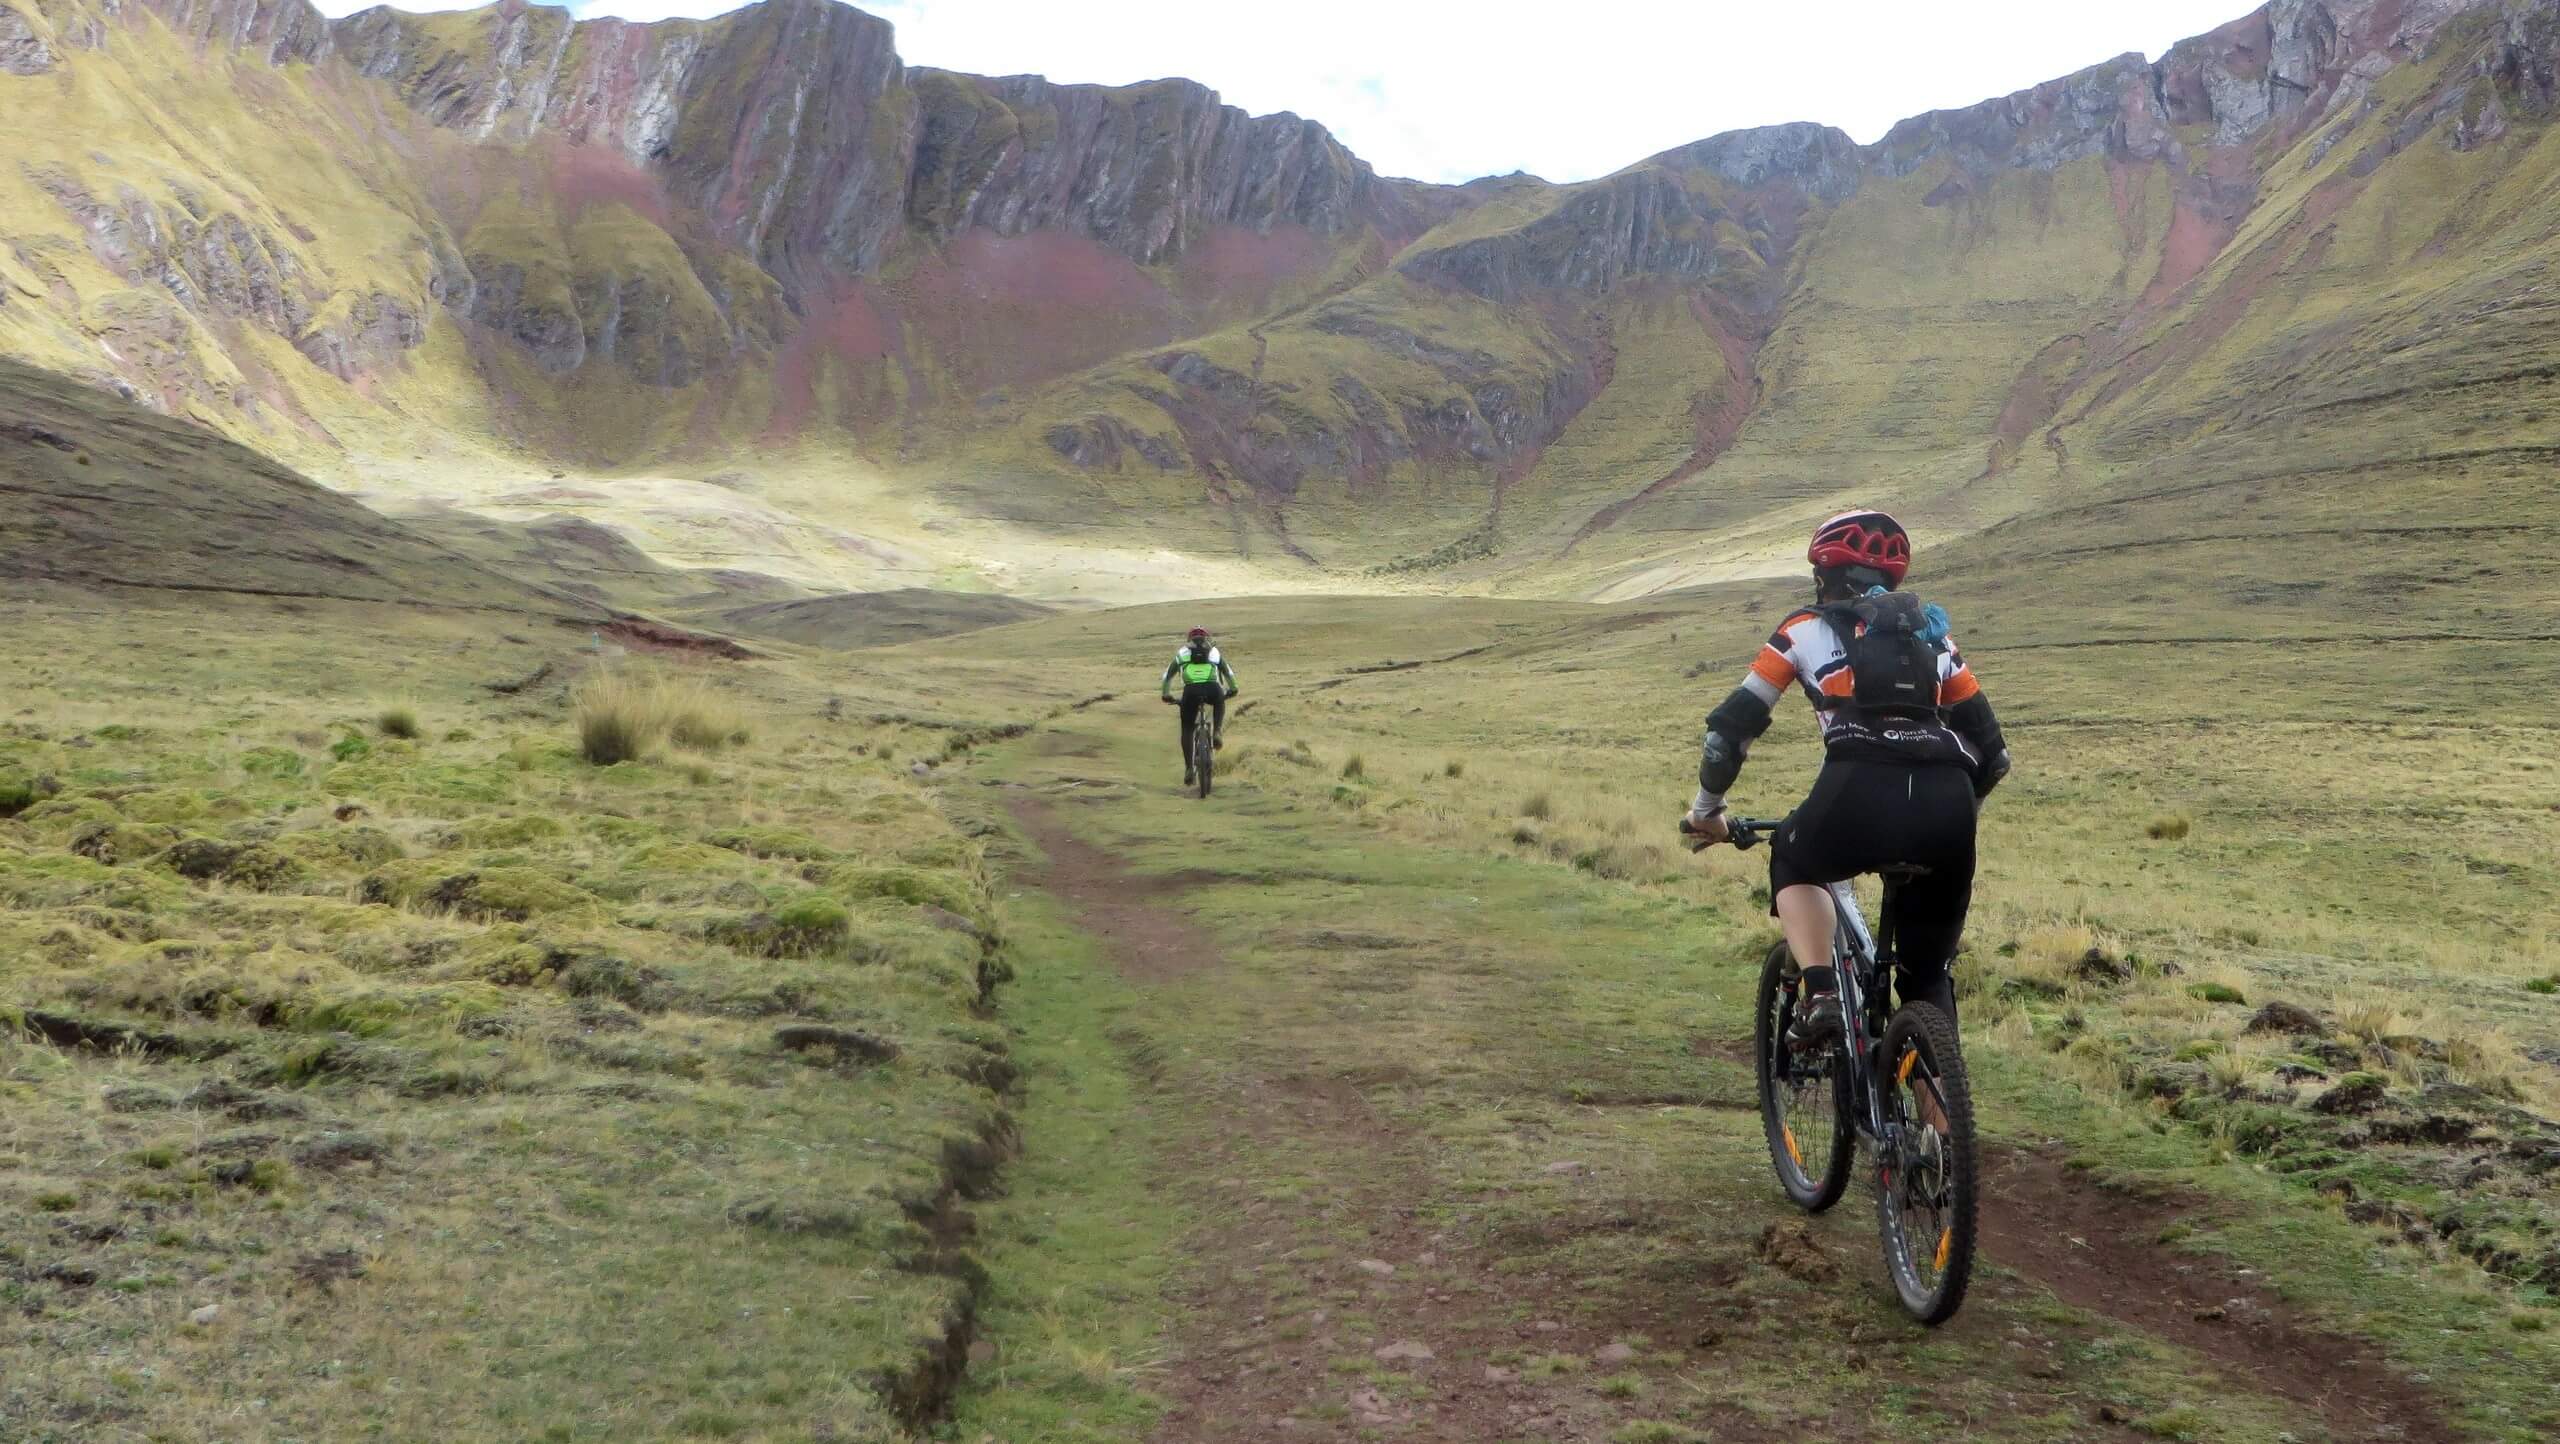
<box><xmin>1822</xmin><ymin>591</ymin><xmax>1947</xmax><ymax>718</ymax></box>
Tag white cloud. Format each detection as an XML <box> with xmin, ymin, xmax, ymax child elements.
<box><xmin>315</xmin><ymin>0</ymin><xmax>2261</xmax><ymax>184</ymax></box>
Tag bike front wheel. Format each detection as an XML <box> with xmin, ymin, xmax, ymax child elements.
<box><xmin>1874</xmin><ymin>1001</ymin><xmax>1978</xmax><ymax>1324</ymax></box>
<box><xmin>1193</xmin><ymin>722</ymin><xmax>1213</xmax><ymax>798</ymax></box>
<box><xmin>1754</xmin><ymin>941</ymin><xmax>1853</xmax><ymax>1212</ymax></box>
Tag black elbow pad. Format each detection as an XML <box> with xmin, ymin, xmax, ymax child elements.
<box><xmin>1704</xmin><ymin>687</ymin><xmax>1774</xmax><ymax>742</ymax></box>
<box><xmin>1700</xmin><ymin>729</ymin><xmax>1749</xmax><ymax>794</ymax></box>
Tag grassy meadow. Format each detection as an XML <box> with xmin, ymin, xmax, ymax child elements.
<box><xmin>0</xmin><ymin>590</ymin><xmax>1048</xmax><ymax>1441</ymax></box>
<box><xmin>5</xmin><ymin>549</ymin><xmax>2555</xmax><ymax>1442</ymax></box>
<box><xmin>885</xmin><ymin>578</ymin><xmax>2560</xmax><ymax>1444</ymax></box>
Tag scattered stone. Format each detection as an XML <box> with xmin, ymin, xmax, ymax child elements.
<box><xmin>1531</xmin><ymin>1320</ymin><xmax>1563</xmax><ymax>1333</ymax></box>
<box><xmin>2310</xmin><ymin>1073</ymin><xmax>2389</xmax><ymax>1116</ymax></box>
<box><xmin>2247</xmin><ymin>1001</ymin><xmax>2328</xmax><ymax>1037</ymax></box>
<box><xmin>37</xmin><ymin>1262</ymin><xmax>98</xmax><ymax>1287</ymax></box>
<box><xmin>1373</xmin><ymin>1339</ymin><xmax>1435</xmax><ymax>1363</ymax></box>
<box><xmin>967</xmin><ymin>1340</ymin><xmax>996</xmax><ymax>1366</ymax></box>
<box><xmin>1483</xmin><ymin>1365</ymin><xmax>1516</xmax><ymax>1383</ymax></box>
<box><xmin>2274</xmin><ymin>1062</ymin><xmax>2329</xmax><ymax>1084</ymax></box>
<box><xmin>1594</xmin><ymin>1342</ymin><xmax>1639</xmax><ymax>1365</ymax></box>
<box><xmin>1353</xmin><ymin>1258</ymin><xmax>1396</xmax><ymax>1277</ymax></box>
<box><xmin>1690</xmin><ymin>1327</ymin><xmax>1724</xmax><ymax>1350</ymax></box>
<box><xmin>333</xmin><ymin>803</ymin><xmax>368</xmax><ymax>822</ymax></box>
<box><xmin>187</xmin><ymin>1304</ymin><xmax>220</xmax><ymax>1326</ymax></box>
<box><xmin>1757</xmin><ymin>1220</ymin><xmax>1839</xmax><ymax>1284</ymax></box>
<box><xmin>2193</xmin><ymin>1303</ymin><xmax>2227</xmax><ymax>1322</ymax></box>
<box><xmin>1543</xmin><ymin>1160</ymin><xmax>1587</xmax><ymax>1176</ymax></box>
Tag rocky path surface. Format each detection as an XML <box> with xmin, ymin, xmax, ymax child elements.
<box><xmin>988</xmin><ymin>716</ymin><xmax>2467</xmax><ymax>1444</ymax></box>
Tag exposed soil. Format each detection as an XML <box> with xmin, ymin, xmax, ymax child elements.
<box><xmin>1007</xmin><ymin>796</ymin><xmax>1228</xmax><ymax>983</ymax></box>
<box><xmin>1006</xmin><ymin>796</ymin><xmax>1783</xmax><ymax>1443</ymax></box>
<box><xmin>595</xmin><ymin>616</ymin><xmax>754</xmax><ymax>658</ymax></box>
<box><xmin>1979</xmin><ymin>1149</ymin><xmax>2460</xmax><ymax>1444</ymax></box>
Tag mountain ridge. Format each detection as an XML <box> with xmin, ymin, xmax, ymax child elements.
<box><xmin>4</xmin><ymin>0</ymin><xmax>2559</xmax><ymax>598</ymax></box>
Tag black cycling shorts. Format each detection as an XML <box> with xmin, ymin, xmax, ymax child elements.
<box><xmin>1769</xmin><ymin>758</ymin><xmax>1977</xmax><ymax>1014</ymax></box>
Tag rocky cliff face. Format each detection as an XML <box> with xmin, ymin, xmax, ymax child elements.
<box><xmin>310</xmin><ymin>0</ymin><xmax>1426</xmax><ymax>280</ymax></box>
<box><xmin>1</xmin><ymin>3</ymin><xmax>57</xmax><ymax>72</ymax></box>
<box><xmin>13</xmin><ymin>0</ymin><xmax>2560</xmax><ymax>571</ymax></box>
<box><xmin>906</xmin><ymin>71</ymin><xmax>1441</xmax><ymax>263</ymax></box>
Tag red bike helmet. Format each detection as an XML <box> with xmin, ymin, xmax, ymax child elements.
<box><xmin>1807</xmin><ymin>509</ymin><xmax>1911</xmax><ymax>588</ymax></box>
<box><xmin>1186</xmin><ymin>626</ymin><xmax>1209</xmax><ymax>642</ymax></box>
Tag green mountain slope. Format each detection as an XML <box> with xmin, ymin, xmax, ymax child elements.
<box><xmin>3</xmin><ymin>0</ymin><xmax>2559</xmax><ymax>598</ymax></box>
<box><xmin>0</xmin><ymin>355</ymin><xmax>602</xmax><ymax>617</ymax></box>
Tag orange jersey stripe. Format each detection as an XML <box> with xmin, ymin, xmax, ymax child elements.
<box><xmin>1750</xmin><ymin>646</ymin><xmax>1796</xmax><ymax>688</ymax></box>
<box><xmin>1940</xmin><ymin>668</ymin><xmax>1981</xmax><ymax>705</ymax></box>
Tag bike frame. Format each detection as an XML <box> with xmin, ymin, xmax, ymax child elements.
<box><xmin>1827</xmin><ymin>877</ymin><xmax>1898</xmax><ymax>1143</ymax></box>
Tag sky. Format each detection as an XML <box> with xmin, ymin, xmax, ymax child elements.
<box><xmin>315</xmin><ymin>0</ymin><xmax>2260</xmax><ymax>184</ymax></box>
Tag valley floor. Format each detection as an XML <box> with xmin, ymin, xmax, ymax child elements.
<box><xmin>920</xmin><ymin>595</ymin><xmax>2560</xmax><ymax>1444</ymax></box>
<box><xmin>4</xmin><ymin>587</ymin><xmax>2556</xmax><ymax>1442</ymax></box>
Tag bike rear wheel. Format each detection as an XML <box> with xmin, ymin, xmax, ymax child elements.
<box><xmin>1754</xmin><ymin>940</ymin><xmax>1853</xmax><ymax>1212</ymax></box>
<box><xmin>1874</xmin><ymin>1001</ymin><xmax>1977</xmax><ymax>1324</ymax></box>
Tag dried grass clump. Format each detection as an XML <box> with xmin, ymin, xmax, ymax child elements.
<box><xmin>575</xmin><ymin>672</ymin><xmax>755</xmax><ymax>765</ymax></box>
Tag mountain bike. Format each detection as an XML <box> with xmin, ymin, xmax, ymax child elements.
<box><xmin>1189</xmin><ymin>702</ymin><xmax>1216</xmax><ymax>797</ymax></box>
<box><xmin>1163</xmin><ymin>694</ymin><xmax>1223</xmax><ymax>798</ymax></box>
<box><xmin>1687</xmin><ymin>815</ymin><xmax>1979</xmax><ymax>1324</ymax></box>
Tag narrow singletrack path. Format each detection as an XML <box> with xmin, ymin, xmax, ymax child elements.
<box><xmin>984</xmin><ymin>708</ymin><xmax>2467</xmax><ymax>1443</ymax></box>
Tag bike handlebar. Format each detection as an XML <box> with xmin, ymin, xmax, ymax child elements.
<box><xmin>1678</xmin><ymin>815</ymin><xmax>1782</xmax><ymax>853</ymax></box>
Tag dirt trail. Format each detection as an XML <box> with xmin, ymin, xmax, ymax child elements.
<box><xmin>1007</xmin><ymin>793</ymin><xmax>1786</xmax><ymax>1444</ymax></box>
<box><xmin>1002</xmin><ymin>773</ymin><xmax>2469</xmax><ymax>1443</ymax></box>
<box><xmin>1008</xmin><ymin>796</ymin><xmax>1227</xmax><ymax>983</ymax></box>
<box><xmin>1980</xmin><ymin>1151</ymin><xmax>2458</xmax><ymax>1444</ymax></box>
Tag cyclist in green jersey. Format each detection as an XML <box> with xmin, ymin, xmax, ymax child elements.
<box><xmin>1159</xmin><ymin>626</ymin><xmax>1239</xmax><ymax>786</ymax></box>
